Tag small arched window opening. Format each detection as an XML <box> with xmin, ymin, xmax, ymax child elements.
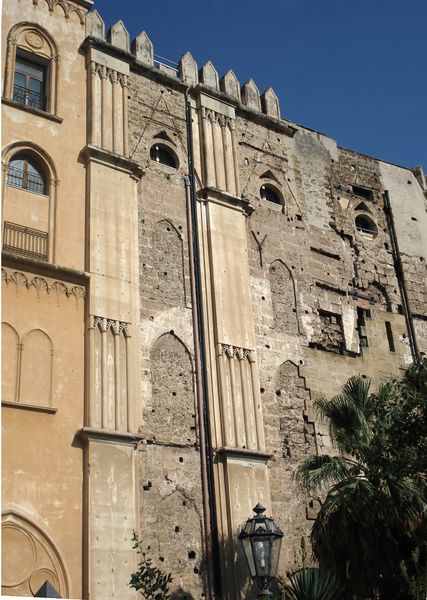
<box><xmin>260</xmin><ymin>184</ymin><xmax>282</xmax><ymax>205</ymax></box>
<box><xmin>355</xmin><ymin>214</ymin><xmax>378</xmax><ymax>238</ymax></box>
<box><xmin>7</xmin><ymin>153</ymin><xmax>47</xmax><ymax>195</ymax></box>
<box><xmin>4</xmin><ymin>23</ymin><xmax>59</xmax><ymax>115</ymax></box>
<box><xmin>150</xmin><ymin>144</ymin><xmax>178</xmax><ymax>168</ymax></box>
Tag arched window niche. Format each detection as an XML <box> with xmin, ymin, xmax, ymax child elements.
<box><xmin>7</xmin><ymin>153</ymin><xmax>47</xmax><ymax>195</ymax></box>
<box><xmin>260</xmin><ymin>183</ymin><xmax>283</xmax><ymax>205</ymax></box>
<box><xmin>2</xmin><ymin>142</ymin><xmax>58</xmax><ymax>263</ymax></box>
<box><xmin>1</xmin><ymin>511</ymin><xmax>69</xmax><ymax>598</ymax></box>
<box><xmin>3</xmin><ymin>22</ymin><xmax>59</xmax><ymax>115</ymax></box>
<box><xmin>355</xmin><ymin>213</ymin><xmax>378</xmax><ymax>239</ymax></box>
<box><xmin>150</xmin><ymin>143</ymin><xmax>178</xmax><ymax>169</ymax></box>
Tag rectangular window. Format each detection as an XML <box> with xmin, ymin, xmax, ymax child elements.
<box><xmin>13</xmin><ymin>56</ymin><xmax>47</xmax><ymax>111</ymax></box>
<box><xmin>352</xmin><ymin>185</ymin><xmax>374</xmax><ymax>201</ymax></box>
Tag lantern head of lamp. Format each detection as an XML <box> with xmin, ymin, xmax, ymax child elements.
<box><xmin>239</xmin><ymin>503</ymin><xmax>284</xmax><ymax>598</ymax></box>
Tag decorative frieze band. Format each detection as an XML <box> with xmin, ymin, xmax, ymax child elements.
<box><xmin>218</xmin><ymin>343</ymin><xmax>255</xmax><ymax>362</ymax></box>
<box><xmin>89</xmin><ymin>315</ymin><xmax>131</xmax><ymax>337</ymax></box>
<box><xmin>32</xmin><ymin>0</ymin><xmax>86</xmax><ymax>25</ymax></box>
<box><xmin>93</xmin><ymin>63</ymin><xmax>128</xmax><ymax>87</ymax></box>
<box><xmin>203</xmin><ymin>107</ymin><xmax>234</xmax><ymax>131</ymax></box>
<box><xmin>2</xmin><ymin>267</ymin><xmax>85</xmax><ymax>306</ymax></box>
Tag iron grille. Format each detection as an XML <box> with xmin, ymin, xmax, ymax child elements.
<box><xmin>7</xmin><ymin>165</ymin><xmax>45</xmax><ymax>194</ymax></box>
<box><xmin>13</xmin><ymin>83</ymin><xmax>47</xmax><ymax>111</ymax></box>
<box><xmin>3</xmin><ymin>221</ymin><xmax>48</xmax><ymax>261</ymax></box>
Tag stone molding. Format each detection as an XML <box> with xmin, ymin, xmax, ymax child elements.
<box><xmin>215</xmin><ymin>446</ymin><xmax>273</xmax><ymax>461</ymax></box>
<box><xmin>89</xmin><ymin>315</ymin><xmax>130</xmax><ymax>338</ymax></box>
<box><xmin>197</xmin><ymin>187</ymin><xmax>254</xmax><ymax>216</ymax></box>
<box><xmin>32</xmin><ymin>0</ymin><xmax>88</xmax><ymax>24</ymax></box>
<box><xmin>218</xmin><ymin>344</ymin><xmax>255</xmax><ymax>363</ymax></box>
<box><xmin>79</xmin><ymin>145</ymin><xmax>143</xmax><ymax>178</ymax></box>
<box><xmin>93</xmin><ymin>63</ymin><xmax>128</xmax><ymax>86</ymax></box>
<box><xmin>78</xmin><ymin>427</ymin><xmax>143</xmax><ymax>445</ymax></box>
<box><xmin>2</xmin><ymin>252</ymin><xmax>89</xmax><ymax>285</ymax></box>
<box><xmin>2</xmin><ymin>267</ymin><xmax>85</xmax><ymax>306</ymax></box>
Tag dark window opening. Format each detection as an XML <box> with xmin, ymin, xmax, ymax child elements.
<box><xmin>355</xmin><ymin>214</ymin><xmax>378</xmax><ymax>237</ymax></box>
<box><xmin>150</xmin><ymin>144</ymin><xmax>177</xmax><ymax>168</ymax></box>
<box><xmin>385</xmin><ymin>321</ymin><xmax>395</xmax><ymax>352</ymax></box>
<box><xmin>13</xmin><ymin>53</ymin><xmax>47</xmax><ymax>111</ymax></box>
<box><xmin>357</xmin><ymin>307</ymin><xmax>369</xmax><ymax>349</ymax></box>
<box><xmin>260</xmin><ymin>184</ymin><xmax>282</xmax><ymax>205</ymax></box>
<box><xmin>7</xmin><ymin>154</ymin><xmax>47</xmax><ymax>195</ymax></box>
<box><xmin>352</xmin><ymin>185</ymin><xmax>374</xmax><ymax>201</ymax></box>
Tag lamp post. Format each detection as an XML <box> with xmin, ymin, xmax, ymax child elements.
<box><xmin>239</xmin><ymin>503</ymin><xmax>284</xmax><ymax>598</ymax></box>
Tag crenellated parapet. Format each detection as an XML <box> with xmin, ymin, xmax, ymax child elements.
<box><xmin>84</xmin><ymin>12</ymin><xmax>283</xmax><ymax>122</ymax></box>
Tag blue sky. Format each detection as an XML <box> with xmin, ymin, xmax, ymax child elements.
<box><xmin>94</xmin><ymin>0</ymin><xmax>427</xmax><ymax>171</ymax></box>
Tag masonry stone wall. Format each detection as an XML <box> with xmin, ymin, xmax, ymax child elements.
<box><xmin>237</xmin><ymin>109</ymin><xmax>426</xmax><ymax>574</ymax></box>
<box><xmin>128</xmin><ymin>72</ymin><xmax>207</xmax><ymax>598</ymax></box>
<box><xmin>126</xmin><ymin>36</ymin><xmax>426</xmax><ymax>598</ymax></box>
<box><xmin>3</xmin><ymin>4</ymin><xmax>426</xmax><ymax>598</ymax></box>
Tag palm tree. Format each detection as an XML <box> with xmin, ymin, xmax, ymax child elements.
<box><xmin>295</xmin><ymin>372</ymin><xmax>427</xmax><ymax>599</ymax></box>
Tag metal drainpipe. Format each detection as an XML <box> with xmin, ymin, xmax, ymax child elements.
<box><xmin>184</xmin><ymin>91</ymin><xmax>222</xmax><ymax>599</ymax></box>
<box><xmin>383</xmin><ymin>190</ymin><xmax>419</xmax><ymax>361</ymax></box>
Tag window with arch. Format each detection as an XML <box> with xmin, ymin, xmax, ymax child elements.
<box><xmin>7</xmin><ymin>153</ymin><xmax>47</xmax><ymax>195</ymax></box>
<box><xmin>4</xmin><ymin>23</ymin><xmax>59</xmax><ymax>115</ymax></box>
<box><xmin>355</xmin><ymin>214</ymin><xmax>378</xmax><ymax>238</ymax></box>
<box><xmin>3</xmin><ymin>144</ymin><xmax>55</xmax><ymax>262</ymax></box>
<box><xmin>150</xmin><ymin>144</ymin><xmax>178</xmax><ymax>168</ymax></box>
<box><xmin>260</xmin><ymin>184</ymin><xmax>282</xmax><ymax>206</ymax></box>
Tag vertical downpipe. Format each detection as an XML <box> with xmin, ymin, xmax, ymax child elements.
<box><xmin>185</xmin><ymin>91</ymin><xmax>222</xmax><ymax>599</ymax></box>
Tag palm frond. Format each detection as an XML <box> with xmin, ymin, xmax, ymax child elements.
<box><xmin>295</xmin><ymin>454</ymin><xmax>361</xmax><ymax>491</ymax></box>
<box><xmin>314</xmin><ymin>376</ymin><xmax>381</xmax><ymax>455</ymax></box>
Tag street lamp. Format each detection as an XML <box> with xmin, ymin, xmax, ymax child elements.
<box><xmin>239</xmin><ymin>503</ymin><xmax>284</xmax><ymax>598</ymax></box>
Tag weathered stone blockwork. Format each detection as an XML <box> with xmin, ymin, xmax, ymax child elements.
<box><xmin>2</xmin><ymin>2</ymin><xmax>426</xmax><ymax>599</ymax></box>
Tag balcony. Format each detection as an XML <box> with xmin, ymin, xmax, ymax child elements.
<box><xmin>13</xmin><ymin>83</ymin><xmax>47</xmax><ymax>112</ymax></box>
<box><xmin>3</xmin><ymin>221</ymin><xmax>48</xmax><ymax>262</ymax></box>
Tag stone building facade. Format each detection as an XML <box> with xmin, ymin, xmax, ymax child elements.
<box><xmin>2</xmin><ymin>1</ymin><xmax>427</xmax><ymax>599</ymax></box>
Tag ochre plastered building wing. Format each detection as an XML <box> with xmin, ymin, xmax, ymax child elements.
<box><xmin>2</xmin><ymin>1</ymin><xmax>427</xmax><ymax>599</ymax></box>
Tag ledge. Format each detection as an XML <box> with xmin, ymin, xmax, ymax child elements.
<box><xmin>197</xmin><ymin>187</ymin><xmax>254</xmax><ymax>215</ymax></box>
<box><xmin>2</xmin><ymin>97</ymin><xmax>63</xmax><ymax>123</ymax></box>
<box><xmin>78</xmin><ymin>426</ymin><xmax>144</xmax><ymax>444</ymax></box>
<box><xmin>215</xmin><ymin>446</ymin><xmax>273</xmax><ymax>460</ymax></box>
<box><xmin>79</xmin><ymin>145</ymin><xmax>143</xmax><ymax>179</ymax></box>
<box><xmin>2</xmin><ymin>252</ymin><xmax>89</xmax><ymax>285</ymax></box>
<box><xmin>2</xmin><ymin>401</ymin><xmax>58</xmax><ymax>414</ymax></box>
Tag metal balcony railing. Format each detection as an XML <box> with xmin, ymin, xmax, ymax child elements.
<box><xmin>13</xmin><ymin>83</ymin><xmax>47</xmax><ymax>111</ymax></box>
<box><xmin>7</xmin><ymin>165</ymin><xmax>45</xmax><ymax>195</ymax></box>
<box><xmin>3</xmin><ymin>221</ymin><xmax>48</xmax><ymax>261</ymax></box>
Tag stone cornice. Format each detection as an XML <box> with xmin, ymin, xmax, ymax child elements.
<box><xmin>2</xmin><ymin>401</ymin><xmax>58</xmax><ymax>414</ymax></box>
<box><xmin>2</xmin><ymin>252</ymin><xmax>89</xmax><ymax>285</ymax></box>
<box><xmin>215</xmin><ymin>446</ymin><xmax>273</xmax><ymax>461</ymax></box>
<box><xmin>197</xmin><ymin>186</ymin><xmax>254</xmax><ymax>216</ymax></box>
<box><xmin>2</xmin><ymin>98</ymin><xmax>64</xmax><ymax>123</ymax></box>
<box><xmin>80</xmin><ymin>144</ymin><xmax>143</xmax><ymax>179</ymax></box>
<box><xmin>78</xmin><ymin>427</ymin><xmax>144</xmax><ymax>445</ymax></box>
